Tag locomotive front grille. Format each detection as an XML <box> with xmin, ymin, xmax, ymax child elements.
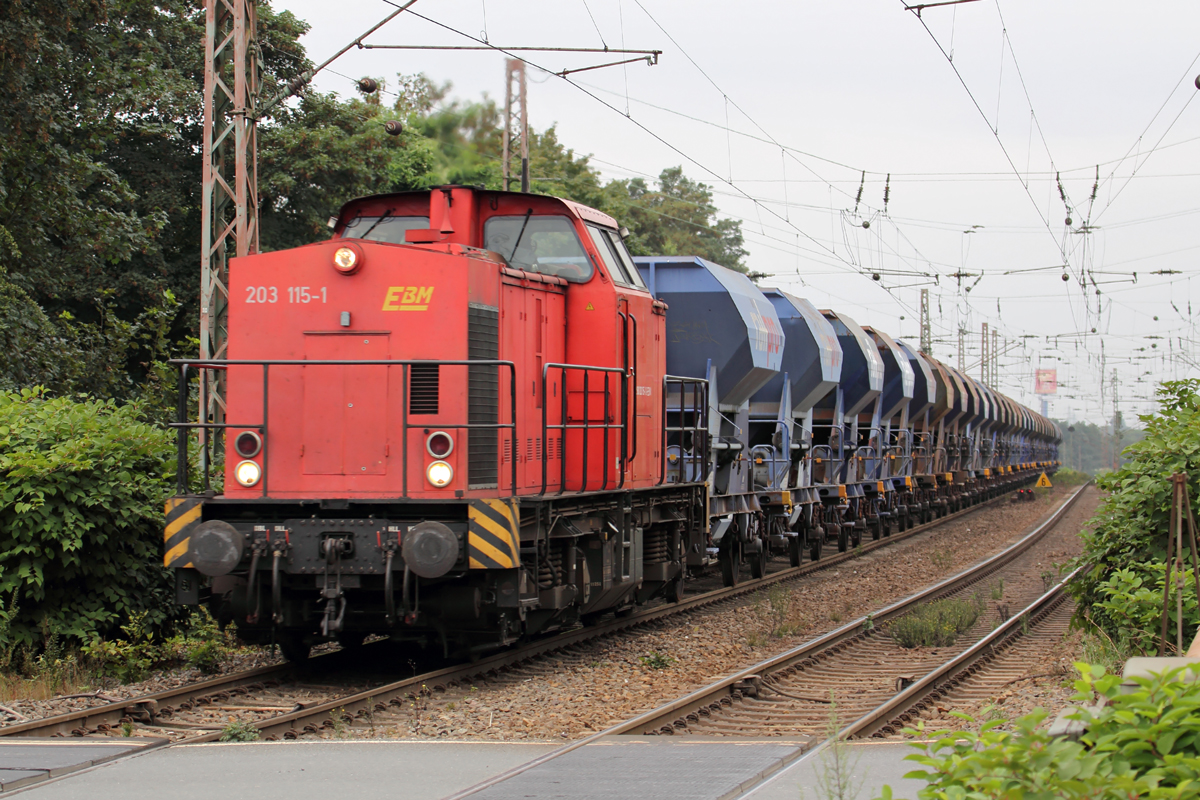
<box><xmin>468</xmin><ymin>304</ymin><xmax>500</xmax><ymax>489</ymax></box>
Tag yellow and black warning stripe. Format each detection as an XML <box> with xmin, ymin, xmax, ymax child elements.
<box><xmin>467</xmin><ymin>499</ymin><xmax>520</xmax><ymax>569</ymax></box>
<box><xmin>164</xmin><ymin>497</ymin><xmax>202</xmax><ymax>568</ymax></box>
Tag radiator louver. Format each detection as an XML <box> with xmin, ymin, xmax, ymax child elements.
<box><xmin>408</xmin><ymin>364</ymin><xmax>439</xmax><ymax>415</ymax></box>
<box><xmin>468</xmin><ymin>304</ymin><xmax>500</xmax><ymax>489</ymax></box>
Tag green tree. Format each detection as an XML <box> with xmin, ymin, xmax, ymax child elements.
<box><xmin>259</xmin><ymin>87</ymin><xmax>436</xmax><ymax>252</ymax></box>
<box><xmin>1069</xmin><ymin>380</ymin><xmax>1200</xmax><ymax>654</ymax></box>
<box><xmin>610</xmin><ymin>167</ymin><xmax>748</xmax><ymax>271</ymax></box>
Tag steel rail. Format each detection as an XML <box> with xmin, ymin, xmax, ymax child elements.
<box><xmin>2</xmin><ymin>475</ymin><xmax>1048</xmax><ymax>742</ymax></box>
<box><xmin>439</xmin><ymin>480</ymin><xmax>1090</xmax><ymax>800</ymax></box>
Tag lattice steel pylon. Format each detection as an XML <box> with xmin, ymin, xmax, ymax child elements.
<box><xmin>980</xmin><ymin>322</ymin><xmax>989</xmax><ymax>384</ymax></box>
<box><xmin>919</xmin><ymin>288</ymin><xmax>932</xmax><ymax>355</ymax></box>
<box><xmin>502</xmin><ymin>59</ymin><xmax>529</xmax><ymax>192</ymax></box>
<box><xmin>201</xmin><ymin>0</ymin><xmax>261</xmax><ymax>440</ymax></box>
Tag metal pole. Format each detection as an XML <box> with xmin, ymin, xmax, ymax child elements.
<box><xmin>1178</xmin><ymin>474</ymin><xmax>1186</xmax><ymax>653</ymax></box>
<box><xmin>201</xmin><ymin>0</ymin><xmax>260</xmax><ymax>464</ymax></box>
<box><xmin>981</xmin><ymin>322</ymin><xmax>989</xmax><ymax>385</ymax></box>
<box><xmin>519</xmin><ymin>60</ymin><xmax>529</xmax><ymax>193</ymax></box>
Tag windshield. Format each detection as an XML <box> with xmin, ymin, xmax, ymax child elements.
<box><xmin>484</xmin><ymin>215</ymin><xmax>593</xmax><ymax>283</ymax></box>
<box><xmin>341</xmin><ymin>215</ymin><xmax>430</xmax><ymax>244</ymax></box>
<box><xmin>587</xmin><ymin>225</ymin><xmax>646</xmax><ymax>289</ymax></box>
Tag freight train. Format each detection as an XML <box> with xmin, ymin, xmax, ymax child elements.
<box><xmin>164</xmin><ymin>186</ymin><xmax>1060</xmax><ymax>661</ymax></box>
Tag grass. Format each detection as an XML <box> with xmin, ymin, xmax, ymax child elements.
<box><xmin>930</xmin><ymin>550</ymin><xmax>954</xmax><ymax>571</ymax></box>
<box><xmin>890</xmin><ymin>594</ymin><xmax>985</xmax><ymax>648</ymax></box>
<box><xmin>990</xmin><ymin>578</ymin><xmax>1005</xmax><ymax>601</ymax></box>
<box><xmin>640</xmin><ymin>651</ymin><xmax>674</xmax><ymax>669</ymax></box>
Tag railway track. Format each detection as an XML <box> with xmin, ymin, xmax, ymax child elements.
<box><xmin>601</xmin><ymin>481</ymin><xmax>1088</xmax><ymax>738</ymax></box>
<box><xmin>0</xmin><ymin>481</ymin><xmax>1060</xmax><ymax>744</ymax></box>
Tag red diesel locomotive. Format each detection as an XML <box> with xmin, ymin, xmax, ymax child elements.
<box><xmin>166</xmin><ymin>186</ymin><xmax>706</xmax><ymax>660</ymax></box>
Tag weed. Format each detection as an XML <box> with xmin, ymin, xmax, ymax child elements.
<box><xmin>890</xmin><ymin>596</ymin><xmax>984</xmax><ymax>648</ymax></box>
<box><xmin>930</xmin><ymin>551</ymin><xmax>953</xmax><ymax>571</ymax></box>
<box><xmin>863</xmin><ymin>614</ymin><xmax>874</xmax><ymax>632</ymax></box>
<box><xmin>980</xmin><ymin>702</ymin><xmax>1006</xmax><ymax>724</ymax></box>
<box><xmin>121</xmin><ymin>722</ymin><xmax>133</xmax><ymax>737</ymax></box>
<box><xmin>990</xmin><ymin>579</ymin><xmax>1005</xmax><ymax>601</ymax></box>
<box><xmin>446</xmin><ymin>702</ymin><xmax>456</xmax><ymax>711</ymax></box>
<box><xmin>329</xmin><ymin>707</ymin><xmax>350</xmax><ymax>738</ymax></box>
<box><xmin>218</xmin><ymin>720</ymin><xmax>260</xmax><ymax>742</ymax></box>
<box><xmin>640</xmin><ymin>651</ymin><xmax>674</xmax><ymax>670</ymax></box>
<box><xmin>1041</xmin><ymin>570</ymin><xmax>1056</xmax><ymax>592</ymax></box>
<box><xmin>1080</xmin><ymin>627</ymin><xmax>1128</xmax><ymax>674</ymax></box>
<box><xmin>853</xmin><ymin>543</ymin><xmax>863</xmax><ymax>557</ymax></box>
<box><xmin>830</xmin><ymin>612</ymin><xmax>843</xmax><ymax>623</ymax></box>
<box><xmin>745</xmin><ymin>630</ymin><xmax>767</xmax><ymax>648</ymax></box>
<box><xmin>813</xmin><ymin>693</ymin><xmax>863</xmax><ymax>800</ymax></box>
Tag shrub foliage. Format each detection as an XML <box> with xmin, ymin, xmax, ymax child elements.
<box><xmin>881</xmin><ymin>663</ymin><xmax>1200</xmax><ymax>799</ymax></box>
<box><xmin>1069</xmin><ymin>379</ymin><xmax>1200</xmax><ymax>655</ymax></box>
<box><xmin>0</xmin><ymin>389</ymin><xmax>177</xmax><ymax>645</ymax></box>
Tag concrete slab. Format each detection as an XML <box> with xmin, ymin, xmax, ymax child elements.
<box><xmin>0</xmin><ymin>738</ymin><xmax>156</xmax><ymax>793</ymax></box>
<box><xmin>467</xmin><ymin>738</ymin><xmax>808</xmax><ymax>800</ymax></box>
<box><xmin>744</xmin><ymin>741</ymin><xmax>931</xmax><ymax>800</ymax></box>
<box><xmin>13</xmin><ymin>740</ymin><xmax>558</xmax><ymax>800</ymax></box>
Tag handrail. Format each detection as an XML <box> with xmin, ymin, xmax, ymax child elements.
<box><xmin>540</xmin><ymin>362</ymin><xmax>627</xmax><ymax>495</ymax></box>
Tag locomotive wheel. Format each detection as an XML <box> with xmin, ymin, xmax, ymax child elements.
<box><xmin>851</xmin><ymin>525</ymin><xmax>863</xmax><ymax>548</ymax></box>
<box><xmin>837</xmin><ymin>525</ymin><xmax>848</xmax><ymax>553</ymax></box>
<box><xmin>750</xmin><ymin>545</ymin><xmax>767</xmax><ymax>579</ymax></box>
<box><xmin>720</xmin><ymin>540</ymin><xmax>741</xmax><ymax>587</ymax></box>
<box><xmin>883</xmin><ymin>518</ymin><xmax>892</xmax><ymax>537</ymax></box>
<box><xmin>872</xmin><ymin>517</ymin><xmax>883</xmax><ymax>541</ymax></box>
<box><xmin>277</xmin><ymin>632</ymin><xmax>311</xmax><ymax>663</ymax></box>
<box><xmin>665</xmin><ymin>571</ymin><xmax>686</xmax><ymax>603</ymax></box>
<box><xmin>809</xmin><ymin>532</ymin><xmax>823</xmax><ymax>562</ymax></box>
<box><xmin>788</xmin><ymin>535</ymin><xmax>802</xmax><ymax>567</ymax></box>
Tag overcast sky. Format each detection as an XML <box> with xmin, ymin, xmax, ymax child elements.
<box><xmin>276</xmin><ymin>0</ymin><xmax>1200</xmax><ymax>426</ymax></box>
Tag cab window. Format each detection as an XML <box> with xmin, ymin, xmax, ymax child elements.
<box><xmin>586</xmin><ymin>225</ymin><xmax>633</xmax><ymax>285</ymax></box>
<box><xmin>341</xmin><ymin>215</ymin><xmax>430</xmax><ymax>244</ymax></box>
<box><xmin>603</xmin><ymin>228</ymin><xmax>646</xmax><ymax>289</ymax></box>
<box><xmin>484</xmin><ymin>215</ymin><xmax>593</xmax><ymax>283</ymax></box>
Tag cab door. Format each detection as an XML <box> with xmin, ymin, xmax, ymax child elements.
<box><xmin>585</xmin><ymin>225</ymin><xmax>660</xmax><ymax>486</ymax></box>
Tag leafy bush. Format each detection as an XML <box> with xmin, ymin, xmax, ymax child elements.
<box><xmin>0</xmin><ymin>389</ymin><xmax>178</xmax><ymax>647</ymax></box>
<box><xmin>879</xmin><ymin>662</ymin><xmax>1200</xmax><ymax>799</ymax></box>
<box><xmin>219</xmin><ymin>720</ymin><xmax>261</xmax><ymax>743</ymax></box>
<box><xmin>889</xmin><ymin>596</ymin><xmax>984</xmax><ymax>648</ymax></box>
<box><xmin>1069</xmin><ymin>380</ymin><xmax>1200</xmax><ymax>654</ymax></box>
<box><xmin>1094</xmin><ymin>563</ymin><xmax>1197</xmax><ymax>656</ymax></box>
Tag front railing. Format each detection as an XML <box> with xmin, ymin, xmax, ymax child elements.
<box><xmin>170</xmin><ymin>358</ymin><xmax>518</xmax><ymax>497</ymax></box>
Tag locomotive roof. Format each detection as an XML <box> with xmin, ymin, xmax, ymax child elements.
<box><xmin>336</xmin><ymin>186</ymin><xmax>620</xmax><ymax>230</ymax></box>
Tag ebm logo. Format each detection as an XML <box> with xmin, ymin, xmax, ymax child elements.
<box><xmin>382</xmin><ymin>286</ymin><xmax>434</xmax><ymax>311</ymax></box>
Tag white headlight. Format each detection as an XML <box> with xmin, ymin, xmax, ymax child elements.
<box><xmin>235</xmin><ymin>460</ymin><xmax>262</xmax><ymax>487</ymax></box>
<box><xmin>426</xmin><ymin>460</ymin><xmax>453</xmax><ymax>488</ymax></box>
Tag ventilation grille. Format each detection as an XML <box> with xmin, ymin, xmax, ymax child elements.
<box><xmin>408</xmin><ymin>364</ymin><xmax>439</xmax><ymax>415</ymax></box>
<box><xmin>468</xmin><ymin>304</ymin><xmax>500</xmax><ymax>489</ymax></box>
